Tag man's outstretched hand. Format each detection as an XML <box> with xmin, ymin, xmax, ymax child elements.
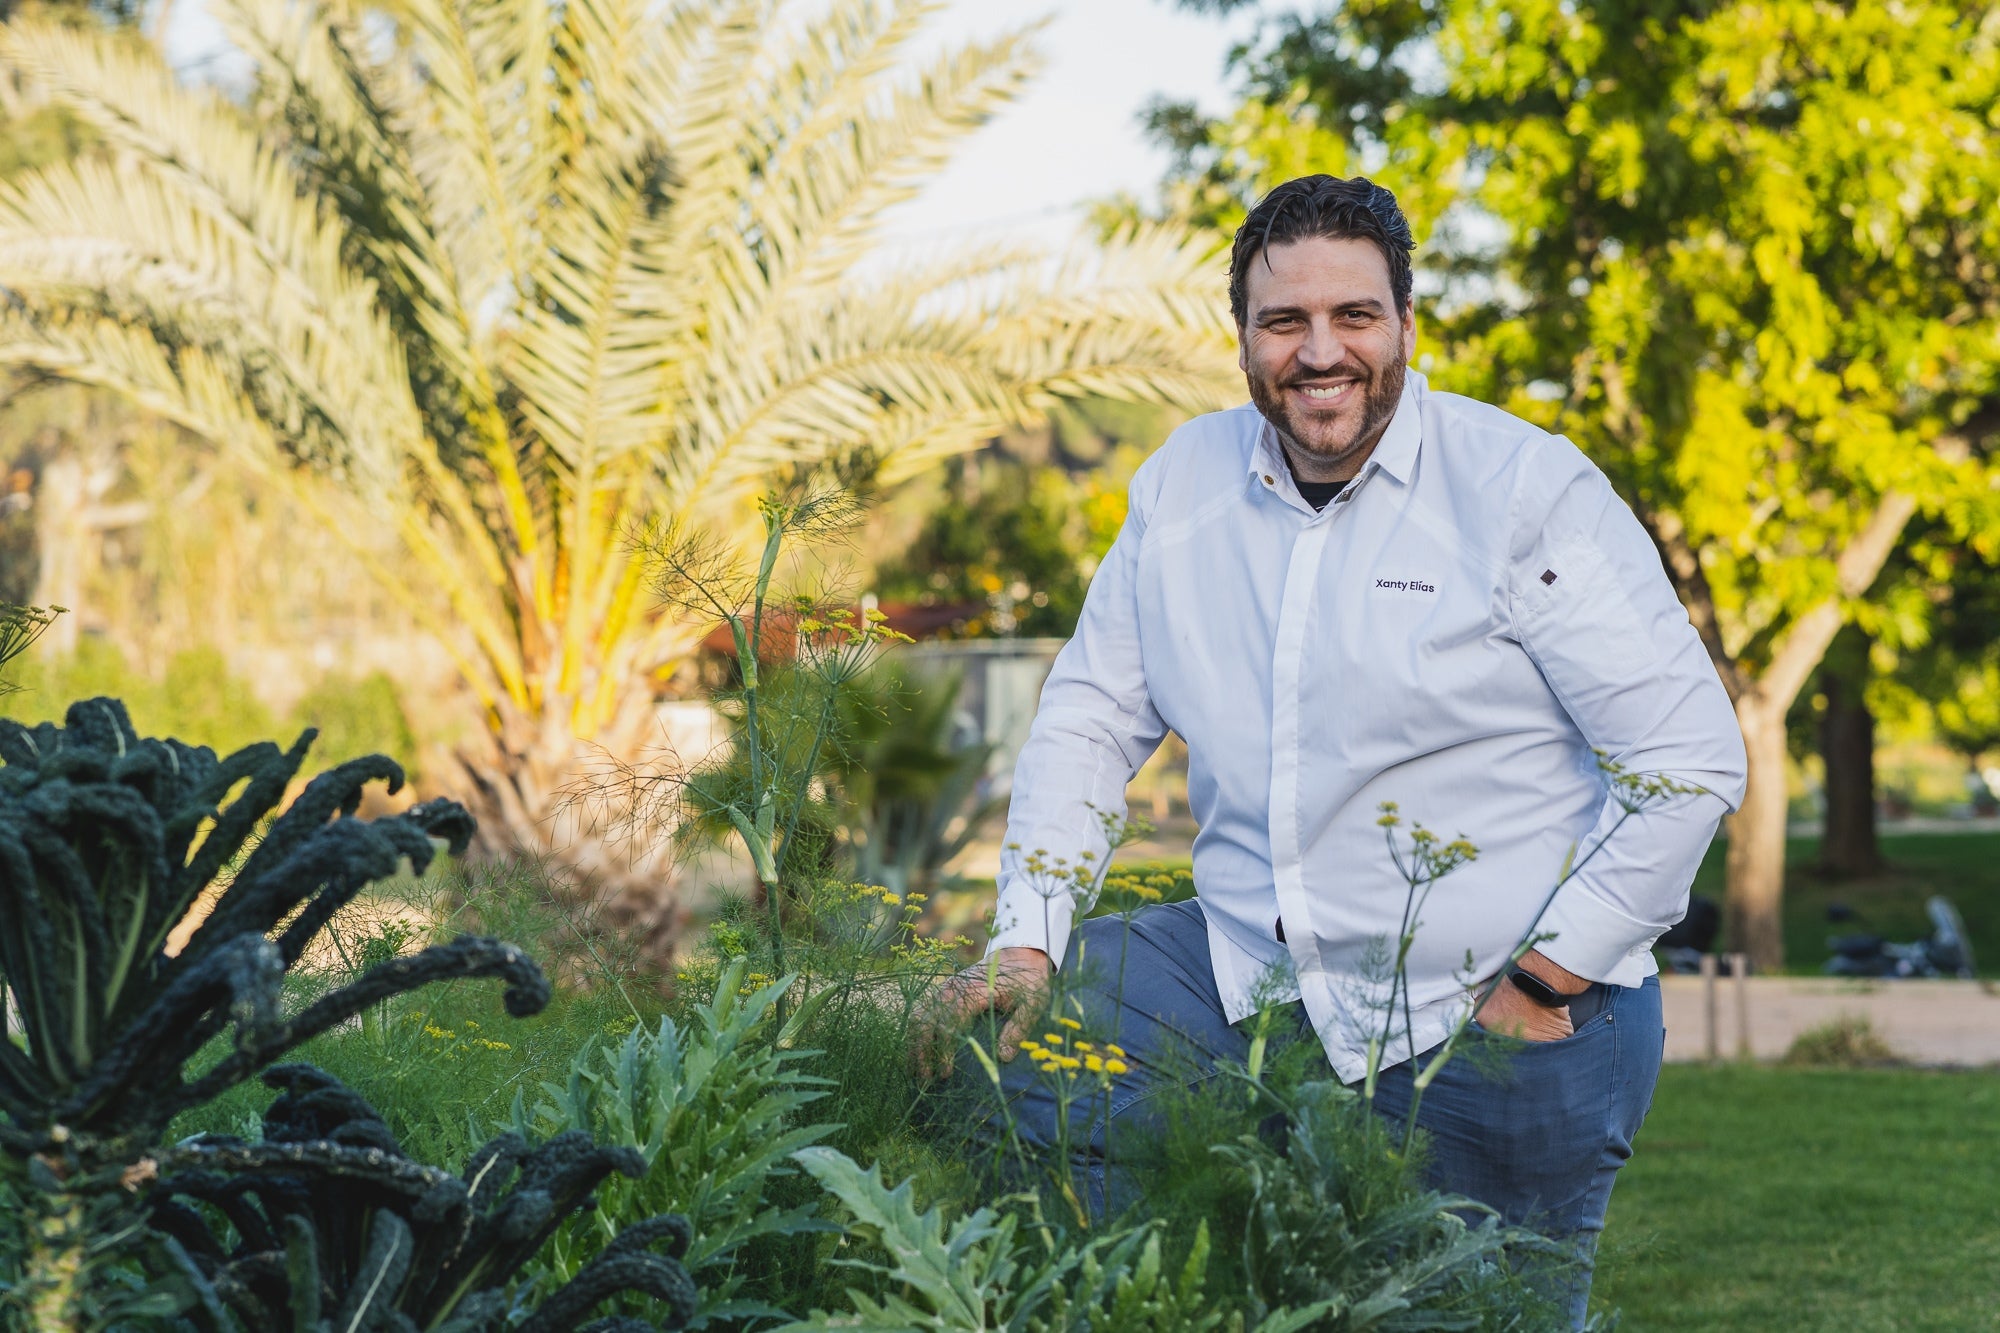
<box><xmin>913</xmin><ymin>947</ymin><xmax>1054</xmax><ymax>1081</ymax></box>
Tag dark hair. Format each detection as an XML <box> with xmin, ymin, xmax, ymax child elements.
<box><xmin>1228</xmin><ymin>175</ymin><xmax>1415</xmax><ymax>325</ymax></box>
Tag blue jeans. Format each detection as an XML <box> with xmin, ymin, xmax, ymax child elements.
<box><xmin>964</xmin><ymin>897</ymin><xmax>1663</xmax><ymax>1329</ymax></box>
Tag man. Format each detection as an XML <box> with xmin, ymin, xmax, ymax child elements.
<box><xmin>918</xmin><ymin>175</ymin><xmax>1746</xmax><ymax>1324</ymax></box>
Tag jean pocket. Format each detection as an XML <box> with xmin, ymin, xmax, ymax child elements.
<box><xmin>1470</xmin><ymin>1001</ymin><xmax>1616</xmax><ymax>1051</ymax></box>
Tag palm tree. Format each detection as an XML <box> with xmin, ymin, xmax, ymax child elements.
<box><xmin>0</xmin><ymin>0</ymin><xmax>1236</xmax><ymax>879</ymax></box>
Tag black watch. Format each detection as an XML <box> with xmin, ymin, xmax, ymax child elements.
<box><xmin>1505</xmin><ymin>965</ymin><xmax>1576</xmax><ymax>1009</ymax></box>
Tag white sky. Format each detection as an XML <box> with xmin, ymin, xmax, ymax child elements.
<box><xmin>164</xmin><ymin>0</ymin><xmax>1265</xmax><ymax>250</ymax></box>
<box><xmin>873</xmin><ymin>0</ymin><xmax>1260</xmax><ymax>248</ymax></box>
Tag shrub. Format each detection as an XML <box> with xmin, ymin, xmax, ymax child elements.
<box><xmin>0</xmin><ymin>641</ymin><xmax>280</xmax><ymax>759</ymax></box>
<box><xmin>286</xmin><ymin>669</ymin><xmax>421</xmax><ymax>778</ymax></box>
<box><xmin>1783</xmin><ymin>1013</ymin><xmax>1901</xmax><ymax>1068</ymax></box>
<box><xmin>1211</xmin><ymin>1081</ymin><xmax>1560</xmax><ymax>1328</ymax></box>
<box><xmin>773</xmin><ymin>1148</ymin><xmax>1337</xmax><ymax>1333</ymax></box>
<box><xmin>832</xmin><ymin>663</ymin><xmax>1000</xmax><ymax>900</ymax></box>
<box><xmin>0</xmin><ymin>637</ymin><xmax>420</xmax><ymax>780</ymax></box>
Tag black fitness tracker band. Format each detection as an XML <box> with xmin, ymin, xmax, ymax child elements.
<box><xmin>1504</xmin><ymin>965</ymin><xmax>1575</xmax><ymax>1009</ymax></box>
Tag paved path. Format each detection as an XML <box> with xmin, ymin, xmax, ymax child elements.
<box><xmin>1789</xmin><ymin>816</ymin><xmax>2000</xmax><ymax>837</ymax></box>
<box><xmin>1660</xmin><ymin>975</ymin><xmax>2000</xmax><ymax>1065</ymax></box>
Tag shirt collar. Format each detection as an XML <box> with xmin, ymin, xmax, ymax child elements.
<box><xmin>1245</xmin><ymin>367</ymin><xmax>1427</xmax><ymax>489</ymax></box>
<box><xmin>1369</xmin><ymin>368</ymin><xmax>1426</xmax><ymax>484</ymax></box>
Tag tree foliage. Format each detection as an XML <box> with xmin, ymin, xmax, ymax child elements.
<box><xmin>874</xmin><ymin>451</ymin><xmax>1134</xmax><ymax>640</ymax></box>
<box><xmin>1879</xmin><ymin>537</ymin><xmax>2000</xmax><ymax>762</ymax></box>
<box><xmin>1159</xmin><ymin>0</ymin><xmax>2000</xmax><ymax>965</ymax></box>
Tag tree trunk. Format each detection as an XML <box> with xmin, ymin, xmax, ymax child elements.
<box><xmin>1817</xmin><ymin>655</ymin><xmax>1881</xmax><ymax>877</ymax></box>
<box><xmin>1718</xmin><ymin>493</ymin><xmax>1919</xmax><ymax>974</ymax></box>
<box><xmin>30</xmin><ymin>447</ymin><xmax>148</xmax><ymax>658</ymax></box>
<box><xmin>1725</xmin><ymin>694</ymin><xmax>1791</xmax><ymax>972</ymax></box>
<box><xmin>32</xmin><ymin>454</ymin><xmax>90</xmax><ymax>657</ymax></box>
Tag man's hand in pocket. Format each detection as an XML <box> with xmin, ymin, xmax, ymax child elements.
<box><xmin>1476</xmin><ymin>950</ymin><xmax>1589</xmax><ymax>1041</ymax></box>
<box><xmin>1476</xmin><ymin>977</ymin><xmax>1574</xmax><ymax>1041</ymax></box>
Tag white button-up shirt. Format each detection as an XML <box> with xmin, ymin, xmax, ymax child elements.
<box><xmin>988</xmin><ymin>371</ymin><xmax>1748</xmax><ymax>1080</ymax></box>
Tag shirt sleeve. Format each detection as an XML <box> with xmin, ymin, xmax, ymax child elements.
<box><xmin>1507</xmin><ymin>439</ymin><xmax>1749</xmax><ymax>983</ymax></box>
<box><xmin>985</xmin><ymin>465</ymin><xmax>1169</xmax><ymax>967</ymax></box>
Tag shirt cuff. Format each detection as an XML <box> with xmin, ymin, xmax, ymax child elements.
<box><xmin>1532</xmin><ymin>886</ymin><xmax>1662</xmax><ymax>984</ymax></box>
<box><xmin>985</xmin><ymin>888</ymin><xmax>1078</xmax><ymax>969</ymax></box>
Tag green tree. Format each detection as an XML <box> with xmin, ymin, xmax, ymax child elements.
<box><xmin>1880</xmin><ymin>532</ymin><xmax>2000</xmax><ymax>784</ymax></box>
<box><xmin>875</xmin><ymin>449</ymin><xmax>1134</xmax><ymax>640</ymax></box>
<box><xmin>1159</xmin><ymin>0</ymin><xmax>2000</xmax><ymax>968</ymax></box>
<box><xmin>0</xmin><ymin>0</ymin><xmax>1236</xmax><ymax>868</ymax></box>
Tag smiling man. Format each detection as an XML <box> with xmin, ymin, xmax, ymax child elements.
<box><xmin>918</xmin><ymin>176</ymin><xmax>1746</xmax><ymax>1324</ymax></box>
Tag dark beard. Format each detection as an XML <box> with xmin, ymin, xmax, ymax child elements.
<box><xmin>1248</xmin><ymin>349</ymin><xmax>1407</xmax><ymax>472</ymax></box>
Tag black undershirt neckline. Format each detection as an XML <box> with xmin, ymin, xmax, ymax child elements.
<box><xmin>1280</xmin><ymin>447</ymin><xmax>1353</xmax><ymax>511</ymax></box>
<box><xmin>1293</xmin><ymin>476</ymin><xmax>1343</xmax><ymax>511</ymax></box>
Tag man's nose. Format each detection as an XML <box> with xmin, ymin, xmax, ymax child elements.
<box><xmin>1296</xmin><ymin>317</ymin><xmax>1349</xmax><ymax>372</ymax></box>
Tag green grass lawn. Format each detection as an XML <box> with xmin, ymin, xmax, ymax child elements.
<box><xmin>1687</xmin><ymin>831</ymin><xmax>2000</xmax><ymax>975</ymax></box>
<box><xmin>1592</xmin><ymin>1064</ymin><xmax>2000</xmax><ymax>1331</ymax></box>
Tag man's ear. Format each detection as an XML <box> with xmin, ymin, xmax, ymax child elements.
<box><xmin>1237</xmin><ymin>326</ymin><xmax>1249</xmax><ymax>373</ymax></box>
<box><xmin>1402</xmin><ymin>304</ymin><xmax>1418</xmax><ymax>358</ymax></box>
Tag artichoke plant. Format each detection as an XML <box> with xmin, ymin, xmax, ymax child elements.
<box><xmin>0</xmin><ymin>697</ymin><xmax>548</xmax><ymax>1323</ymax></box>
<box><xmin>151</xmin><ymin>1065</ymin><xmax>697</xmax><ymax>1333</ymax></box>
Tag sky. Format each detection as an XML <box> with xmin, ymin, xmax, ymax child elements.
<box><xmin>163</xmin><ymin>0</ymin><xmax>1265</xmax><ymax>252</ymax></box>
<box><xmin>872</xmin><ymin>0</ymin><xmax>1260</xmax><ymax>249</ymax></box>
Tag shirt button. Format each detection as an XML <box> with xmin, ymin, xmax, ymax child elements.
<box><xmin>1262</xmin><ymin>475</ymin><xmax>1274</xmax><ymax>485</ymax></box>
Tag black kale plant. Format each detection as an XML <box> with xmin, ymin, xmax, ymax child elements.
<box><xmin>0</xmin><ymin>697</ymin><xmax>694</xmax><ymax>1331</ymax></box>
<box><xmin>151</xmin><ymin>1065</ymin><xmax>697</xmax><ymax>1333</ymax></box>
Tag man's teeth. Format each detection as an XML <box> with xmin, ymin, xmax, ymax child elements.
<box><xmin>1297</xmin><ymin>382</ymin><xmax>1355</xmax><ymax>400</ymax></box>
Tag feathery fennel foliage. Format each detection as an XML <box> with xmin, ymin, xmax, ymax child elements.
<box><xmin>0</xmin><ymin>605</ymin><xmax>59</xmax><ymax>698</ymax></box>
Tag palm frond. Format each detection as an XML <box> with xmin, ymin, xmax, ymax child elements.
<box><xmin>752</xmin><ymin>6</ymin><xmax>1046</xmax><ymax>296</ymax></box>
<box><xmin>0</xmin><ymin>184</ymin><xmax>421</xmax><ymax>473</ymax></box>
<box><xmin>0</xmin><ymin>0</ymin><xmax>1239</xmax><ymax>760</ymax></box>
<box><xmin>388</xmin><ymin>0</ymin><xmax>553</xmax><ymax>305</ymax></box>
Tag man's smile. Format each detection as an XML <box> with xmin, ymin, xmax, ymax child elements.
<box><xmin>1291</xmin><ymin>380</ymin><xmax>1359</xmax><ymax>403</ymax></box>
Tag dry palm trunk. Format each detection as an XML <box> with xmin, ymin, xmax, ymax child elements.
<box><xmin>446</xmin><ymin>689</ymin><xmax>700</xmax><ymax>959</ymax></box>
